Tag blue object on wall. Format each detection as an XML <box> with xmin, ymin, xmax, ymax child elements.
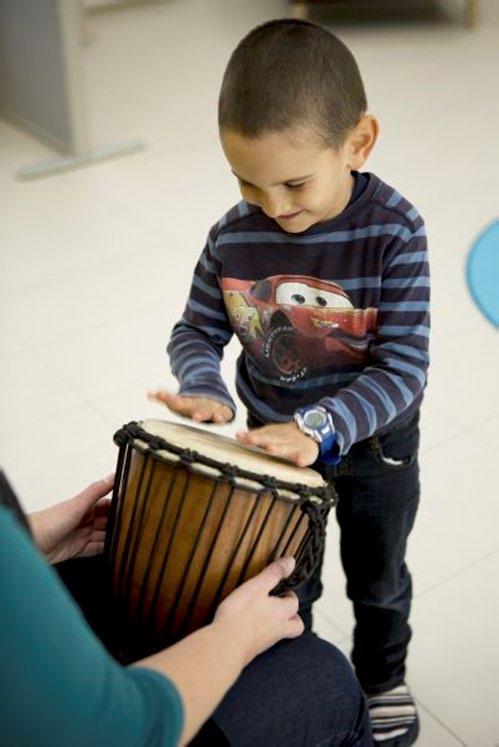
<box><xmin>466</xmin><ymin>221</ymin><xmax>499</xmax><ymax>329</ymax></box>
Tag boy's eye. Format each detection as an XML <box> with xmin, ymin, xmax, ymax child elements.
<box><xmin>285</xmin><ymin>182</ymin><xmax>306</xmax><ymax>190</ymax></box>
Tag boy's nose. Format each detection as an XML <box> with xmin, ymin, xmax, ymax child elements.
<box><xmin>261</xmin><ymin>195</ymin><xmax>288</xmax><ymax>219</ymax></box>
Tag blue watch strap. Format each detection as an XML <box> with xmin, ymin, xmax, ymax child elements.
<box><xmin>318</xmin><ymin>431</ymin><xmax>341</xmax><ymax>465</ymax></box>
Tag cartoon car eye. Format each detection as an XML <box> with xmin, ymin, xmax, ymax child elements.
<box><xmin>276</xmin><ymin>281</ymin><xmax>353</xmax><ymax>310</ymax></box>
<box><xmin>310</xmin><ymin>288</ymin><xmax>353</xmax><ymax>309</ymax></box>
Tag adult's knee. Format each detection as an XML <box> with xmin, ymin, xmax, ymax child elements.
<box><xmin>211</xmin><ymin>634</ymin><xmax>369</xmax><ymax>746</ymax></box>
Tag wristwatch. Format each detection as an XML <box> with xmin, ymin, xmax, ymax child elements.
<box><xmin>294</xmin><ymin>406</ymin><xmax>335</xmax><ymax>445</ymax></box>
<box><xmin>294</xmin><ymin>406</ymin><xmax>340</xmax><ymax>464</ymax></box>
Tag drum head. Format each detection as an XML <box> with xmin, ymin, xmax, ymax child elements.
<box><xmin>133</xmin><ymin>419</ymin><xmax>328</xmax><ymax>500</ymax></box>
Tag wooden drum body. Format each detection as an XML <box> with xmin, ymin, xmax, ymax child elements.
<box><xmin>105</xmin><ymin>420</ymin><xmax>335</xmax><ymax>652</ymax></box>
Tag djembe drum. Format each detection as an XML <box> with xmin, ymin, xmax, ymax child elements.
<box><xmin>105</xmin><ymin>419</ymin><xmax>336</xmax><ymax>656</ymax></box>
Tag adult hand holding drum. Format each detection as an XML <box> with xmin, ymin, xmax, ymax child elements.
<box><xmin>105</xmin><ymin>419</ymin><xmax>336</xmax><ymax>659</ymax></box>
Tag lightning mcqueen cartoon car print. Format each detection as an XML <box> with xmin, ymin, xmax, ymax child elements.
<box><xmin>223</xmin><ymin>275</ymin><xmax>377</xmax><ymax>381</ymax></box>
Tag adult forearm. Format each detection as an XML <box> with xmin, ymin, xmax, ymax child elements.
<box><xmin>136</xmin><ymin>622</ymin><xmax>245</xmax><ymax>745</ymax></box>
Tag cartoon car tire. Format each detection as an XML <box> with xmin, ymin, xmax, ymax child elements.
<box><xmin>267</xmin><ymin>326</ymin><xmax>304</xmax><ymax>375</ymax></box>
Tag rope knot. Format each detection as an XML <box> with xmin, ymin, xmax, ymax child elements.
<box><xmin>180</xmin><ymin>449</ymin><xmax>197</xmax><ymax>463</ymax></box>
<box><xmin>261</xmin><ymin>475</ymin><xmax>279</xmax><ymax>490</ymax></box>
<box><xmin>221</xmin><ymin>463</ymin><xmax>239</xmax><ymax>477</ymax></box>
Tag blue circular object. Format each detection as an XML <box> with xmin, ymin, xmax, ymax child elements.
<box><xmin>466</xmin><ymin>220</ymin><xmax>499</xmax><ymax>328</ymax></box>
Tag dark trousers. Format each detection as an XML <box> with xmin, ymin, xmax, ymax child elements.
<box><xmin>299</xmin><ymin>411</ymin><xmax>420</xmax><ymax>695</ymax></box>
<box><xmin>247</xmin><ymin>409</ymin><xmax>420</xmax><ymax>694</ymax></box>
<box><xmin>56</xmin><ymin>556</ymin><xmax>373</xmax><ymax>746</ymax></box>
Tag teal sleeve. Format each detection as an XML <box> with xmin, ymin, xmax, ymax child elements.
<box><xmin>0</xmin><ymin>507</ymin><xmax>184</xmax><ymax>747</ymax></box>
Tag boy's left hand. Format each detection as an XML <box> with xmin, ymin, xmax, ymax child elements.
<box><xmin>236</xmin><ymin>422</ymin><xmax>319</xmax><ymax>468</ymax></box>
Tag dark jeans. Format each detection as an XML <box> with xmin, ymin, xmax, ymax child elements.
<box><xmin>301</xmin><ymin>412</ymin><xmax>420</xmax><ymax>694</ymax></box>
<box><xmin>57</xmin><ymin>556</ymin><xmax>373</xmax><ymax>746</ymax></box>
<box><xmin>247</xmin><ymin>410</ymin><xmax>420</xmax><ymax>694</ymax></box>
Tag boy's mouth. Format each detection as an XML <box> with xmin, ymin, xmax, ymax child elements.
<box><xmin>277</xmin><ymin>210</ymin><xmax>303</xmax><ymax>221</ymax></box>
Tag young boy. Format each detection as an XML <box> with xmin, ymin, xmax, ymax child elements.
<box><xmin>150</xmin><ymin>18</ymin><xmax>428</xmax><ymax>746</ymax></box>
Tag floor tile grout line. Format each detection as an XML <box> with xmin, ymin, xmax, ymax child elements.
<box><xmin>0</xmin><ymin>236</ymin><xmax>178</xmax><ymax>306</ymax></box>
<box><xmin>307</xmin><ymin>627</ymin><xmax>469</xmax><ymax>744</ymax></box>
<box><xmin>313</xmin><ymin>615</ymin><xmax>470</xmax><ymax>744</ymax></box>
<box><xmin>415</xmin><ymin>698</ymin><xmax>469</xmax><ymax>746</ymax></box>
<box><xmin>419</xmin><ymin>426</ymin><xmax>473</xmax><ymax>455</ymax></box>
<box><xmin>419</xmin><ymin>423</ymin><xmax>499</xmax><ymax>456</ymax></box>
<box><xmin>419</xmin><ymin>427</ymin><xmax>468</xmax><ymax>455</ymax></box>
<box><xmin>0</xmin><ymin>402</ymin><xmax>92</xmax><ymax>444</ymax></box>
<box><xmin>422</xmin><ymin>399</ymin><xmax>481</xmax><ymax>429</ymax></box>
<box><xmin>449</xmin><ymin>421</ymin><xmax>499</xmax><ymax>449</ymax></box>
<box><xmin>27</xmin><ymin>343</ymin><xmax>168</xmax><ymax>437</ymax></box>
<box><xmin>470</xmin><ymin>429</ymin><xmax>499</xmax><ymax>452</ymax></box>
<box><xmin>414</xmin><ymin>547</ymin><xmax>499</xmax><ymax>600</ymax></box>
<box><xmin>3</xmin><ymin>294</ymin><xmax>170</xmax><ymax>355</ymax></box>
<box><xmin>26</xmin><ymin>346</ymin><xmax>120</xmax><ymax>431</ymax></box>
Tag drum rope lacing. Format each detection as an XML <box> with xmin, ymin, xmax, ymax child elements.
<box><xmin>112</xmin><ymin>421</ymin><xmax>337</xmax><ymax>599</ymax></box>
<box><xmin>114</xmin><ymin>421</ymin><xmax>337</xmax><ymax>505</ymax></box>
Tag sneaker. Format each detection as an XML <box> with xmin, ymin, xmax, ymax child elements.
<box><xmin>366</xmin><ymin>684</ymin><xmax>419</xmax><ymax>745</ymax></box>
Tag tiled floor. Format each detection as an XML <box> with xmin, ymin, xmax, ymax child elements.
<box><xmin>1</xmin><ymin>1</ymin><xmax>498</xmax><ymax>743</ymax></box>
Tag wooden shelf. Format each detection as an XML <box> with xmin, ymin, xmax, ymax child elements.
<box><xmin>288</xmin><ymin>0</ymin><xmax>479</xmax><ymax>28</ymax></box>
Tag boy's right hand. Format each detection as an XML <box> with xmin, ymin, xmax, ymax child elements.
<box><xmin>212</xmin><ymin>557</ymin><xmax>304</xmax><ymax>668</ymax></box>
<box><xmin>147</xmin><ymin>389</ymin><xmax>233</xmax><ymax>424</ymax></box>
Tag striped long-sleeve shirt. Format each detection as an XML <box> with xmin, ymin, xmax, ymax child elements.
<box><xmin>167</xmin><ymin>172</ymin><xmax>430</xmax><ymax>456</ymax></box>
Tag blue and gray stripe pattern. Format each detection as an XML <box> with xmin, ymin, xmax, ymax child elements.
<box><xmin>167</xmin><ymin>172</ymin><xmax>430</xmax><ymax>456</ymax></box>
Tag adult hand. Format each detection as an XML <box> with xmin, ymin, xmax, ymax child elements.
<box><xmin>137</xmin><ymin>557</ymin><xmax>303</xmax><ymax>744</ymax></box>
<box><xmin>213</xmin><ymin>557</ymin><xmax>304</xmax><ymax>667</ymax></box>
<box><xmin>28</xmin><ymin>475</ymin><xmax>114</xmax><ymax>564</ymax></box>
<box><xmin>236</xmin><ymin>422</ymin><xmax>319</xmax><ymax>467</ymax></box>
<box><xmin>147</xmin><ymin>389</ymin><xmax>233</xmax><ymax>424</ymax></box>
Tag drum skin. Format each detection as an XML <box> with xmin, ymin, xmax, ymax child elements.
<box><xmin>110</xmin><ymin>447</ymin><xmax>309</xmax><ymax>643</ymax></box>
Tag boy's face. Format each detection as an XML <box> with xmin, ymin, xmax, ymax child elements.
<box><xmin>220</xmin><ymin>127</ymin><xmax>357</xmax><ymax>234</ymax></box>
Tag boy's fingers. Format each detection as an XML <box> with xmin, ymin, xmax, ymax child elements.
<box><xmin>164</xmin><ymin>396</ymin><xmax>200</xmax><ymax>417</ymax></box>
<box><xmin>147</xmin><ymin>390</ymin><xmax>185</xmax><ymax>415</ymax></box>
<box><xmin>256</xmin><ymin>435</ymin><xmax>281</xmax><ymax>447</ymax></box>
<box><xmin>212</xmin><ymin>406</ymin><xmax>233</xmax><ymax>423</ymax></box>
<box><xmin>268</xmin><ymin>442</ymin><xmax>303</xmax><ymax>462</ymax></box>
<box><xmin>238</xmin><ymin>433</ymin><xmax>317</xmax><ymax>466</ymax></box>
<box><xmin>212</xmin><ymin>411</ymin><xmax>228</xmax><ymax>423</ymax></box>
<box><xmin>192</xmin><ymin>410</ymin><xmax>211</xmax><ymax>422</ymax></box>
<box><xmin>191</xmin><ymin>403</ymin><xmax>232</xmax><ymax>423</ymax></box>
<box><xmin>191</xmin><ymin>402</ymin><xmax>219</xmax><ymax>420</ymax></box>
<box><xmin>148</xmin><ymin>392</ymin><xmax>232</xmax><ymax>423</ymax></box>
<box><xmin>147</xmin><ymin>390</ymin><xmax>173</xmax><ymax>405</ymax></box>
<box><xmin>236</xmin><ymin>433</ymin><xmax>315</xmax><ymax>466</ymax></box>
<box><xmin>148</xmin><ymin>390</ymin><xmax>192</xmax><ymax>412</ymax></box>
<box><xmin>236</xmin><ymin>430</ymin><xmax>265</xmax><ymax>445</ymax></box>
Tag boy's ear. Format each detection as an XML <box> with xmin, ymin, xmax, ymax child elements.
<box><xmin>347</xmin><ymin>115</ymin><xmax>379</xmax><ymax>169</ymax></box>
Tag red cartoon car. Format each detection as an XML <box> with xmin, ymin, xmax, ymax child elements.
<box><xmin>223</xmin><ymin>275</ymin><xmax>377</xmax><ymax>379</ymax></box>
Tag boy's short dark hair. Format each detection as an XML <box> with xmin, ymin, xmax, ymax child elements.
<box><xmin>218</xmin><ymin>19</ymin><xmax>367</xmax><ymax>148</ymax></box>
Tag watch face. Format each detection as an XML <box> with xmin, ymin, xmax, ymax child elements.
<box><xmin>304</xmin><ymin>410</ymin><xmax>327</xmax><ymax>429</ymax></box>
